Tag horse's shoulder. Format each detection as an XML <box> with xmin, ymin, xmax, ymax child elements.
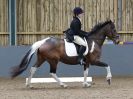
<box><xmin>87</xmin><ymin>40</ymin><xmax>101</xmax><ymax>52</ymax></box>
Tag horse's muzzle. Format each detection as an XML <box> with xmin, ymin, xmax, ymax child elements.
<box><xmin>113</xmin><ymin>34</ymin><xmax>120</xmax><ymax>44</ymax></box>
<box><xmin>114</xmin><ymin>38</ymin><xmax>120</xmax><ymax>44</ymax></box>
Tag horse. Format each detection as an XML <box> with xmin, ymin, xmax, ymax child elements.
<box><xmin>10</xmin><ymin>20</ymin><xmax>120</xmax><ymax>88</ymax></box>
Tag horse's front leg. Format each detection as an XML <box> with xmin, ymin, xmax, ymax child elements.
<box><xmin>91</xmin><ymin>61</ymin><xmax>112</xmax><ymax>85</ymax></box>
<box><xmin>82</xmin><ymin>64</ymin><xmax>91</xmax><ymax>87</ymax></box>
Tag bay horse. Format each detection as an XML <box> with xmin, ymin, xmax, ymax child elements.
<box><xmin>10</xmin><ymin>20</ymin><xmax>120</xmax><ymax>88</ymax></box>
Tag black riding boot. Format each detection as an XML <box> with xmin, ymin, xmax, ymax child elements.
<box><xmin>78</xmin><ymin>45</ymin><xmax>86</xmax><ymax>65</ymax></box>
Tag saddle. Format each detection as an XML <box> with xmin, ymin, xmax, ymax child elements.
<box><xmin>64</xmin><ymin>38</ymin><xmax>89</xmax><ymax>57</ymax></box>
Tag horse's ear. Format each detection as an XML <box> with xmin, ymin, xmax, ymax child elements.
<box><xmin>109</xmin><ymin>19</ymin><xmax>112</xmax><ymax>23</ymax></box>
<box><xmin>109</xmin><ymin>20</ymin><xmax>113</xmax><ymax>24</ymax></box>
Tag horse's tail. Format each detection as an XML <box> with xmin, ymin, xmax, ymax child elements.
<box><xmin>10</xmin><ymin>37</ymin><xmax>50</xmax><ymax>79</ymax></box>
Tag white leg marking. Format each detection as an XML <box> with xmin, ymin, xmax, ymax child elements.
<box><xmin>26</xmin><ymin>67</ymin><xmax>37</xmax><ymax>88</ymax></box>
<box><xmin>84</xmin><ymin>68</ymin><xmax>89</xmax><ymax>82</ymax></box>
<box><xmin>90</xmin><ymin>41</ymin><xmax>95</xmax><ymax>53</ymax></box>
<box><xmin>50</xmin><ymin>73</ymin><xmax>68</xmax><ymax>88</ymax></box>
<box><xmin>83</xmin><ymin>68</ymin><xmax>91</xmax><ymax>87</ymax></box>
<box><xmin>105</xmin><ymin>66</ymin><xmax>112</xmax><ymax>79</ymax></box>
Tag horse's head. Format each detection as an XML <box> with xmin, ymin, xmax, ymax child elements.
<box><xmin>104</xmin><ymin>20</ymin><xmax>120</xmax><ymax>44</ymax></box>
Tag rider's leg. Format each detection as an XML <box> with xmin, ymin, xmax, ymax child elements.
<box><xmin>73</xmin><ymin>36</ymin><xmax>86</xmax><ymax>65</ymax></box>
<box><xmin>73</xmin><ymin>36</ymin><xmax>86</xmax><ymax>46</ymax></box>
<box><xmin>78</xmin><ymin>45</ymin><xmax>86</xmax><ymax>65</ymax></box>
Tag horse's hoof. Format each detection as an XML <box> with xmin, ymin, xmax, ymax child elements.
<box><xmin>82</xmin><ymin>82</ymin><xmax>91</xmax><ymax>88</ymax></box>
<box><xmin>60</xmin><ymin>83</ymin><xmax>68</xmax><ymax>88</ymax></box>
<box><xmin>107</xmin><ymin>79</ymin><xmax>111</xmax><ymax>85</ymax></box>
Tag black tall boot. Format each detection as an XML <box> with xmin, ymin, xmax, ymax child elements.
<box><xmin>78</xmin><ymin>45</ymin><xmax>86</xmax><ymax>65</ymax></box>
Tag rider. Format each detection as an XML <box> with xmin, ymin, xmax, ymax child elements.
<box><xmin>65</xmin><ymin>7</ymin><xmax>89</xmax><ymax>65</ymax></box>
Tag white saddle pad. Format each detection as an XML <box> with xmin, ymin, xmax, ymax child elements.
<box><xmin>64</xmin><ymin>38</ymin><xmax>89</xmax><ymax>57</ymax></box>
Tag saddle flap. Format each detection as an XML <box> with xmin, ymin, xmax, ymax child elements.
<box><xmin>64</xmin><ymin>38</ymin><xmax>88</xmax><ymax>57</ymax></box>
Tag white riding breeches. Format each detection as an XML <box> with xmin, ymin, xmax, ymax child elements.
<box><xmin>73</xmin><ymin>36</ymin><xmax>86</xmax><ymax>47</ymax></box>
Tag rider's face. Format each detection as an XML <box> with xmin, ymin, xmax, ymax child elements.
<box><xmin>78</xmin><ymin>13</ymin><xmax>84</xmax><ymax>19</ymax></box>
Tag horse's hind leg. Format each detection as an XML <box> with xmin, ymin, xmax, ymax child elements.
<box><xmin>26</xmin><ymin>65</ymin><xmax>37</xmax><ymax>88</ymax></box>
<box><xmin>48</xmin><ymin>60</ymin><xmax>68</xmax><ymax>88</ymax></box>
<box><xmin>26</xmin><ymin>52</ymin><xmax>45</xmax><ymax>88</ymax></box>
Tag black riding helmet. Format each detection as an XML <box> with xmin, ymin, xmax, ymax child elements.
<box><xmin>73</xmin><ymin>7</ymin><xmax>84</xmax><ymax>16</ymax></box>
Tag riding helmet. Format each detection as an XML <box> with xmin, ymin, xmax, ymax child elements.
<box><xmin>73</xmin><ymin>7</ymin><xmax>84</xmax><ymax>15</ymax></box>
